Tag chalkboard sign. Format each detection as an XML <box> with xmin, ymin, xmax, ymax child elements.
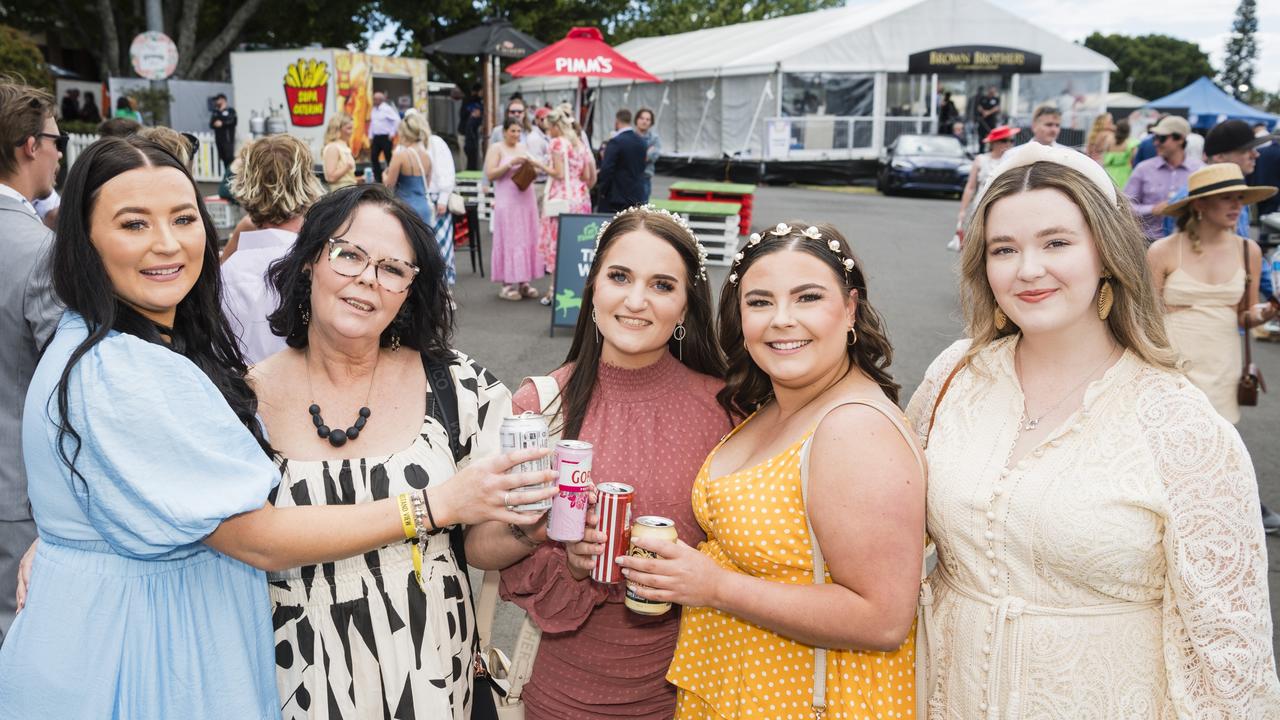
<box><xmin>551</xmin><ymin>213</ymin><xmax>612</xmax><ymax>333</ymax></box>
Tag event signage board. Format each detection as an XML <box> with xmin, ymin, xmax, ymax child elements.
<box><xmin>130</xmin><ymin>32</ymin><xmax>179</xmax><ymax>80</ymax></box>
<box><xmin>551</xmin><ymin>213</ymin><xmax>612</xmax><ymax>332</ymax></box>
<box><xmin>908</xmin><ymin>46</ymin><xmax>1041</xmax><ymax>74</ymax></box>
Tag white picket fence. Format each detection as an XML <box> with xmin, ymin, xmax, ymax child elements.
<box><xmin>66</xmin><ymin>131</ymin><xmax>226</xmax><ymax>183</ymax></box>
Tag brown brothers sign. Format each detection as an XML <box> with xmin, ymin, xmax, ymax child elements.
<box><xmin>908</xmin><ymin>45</ymin><xmax>1042</xmax><ymax>74</ymax></box>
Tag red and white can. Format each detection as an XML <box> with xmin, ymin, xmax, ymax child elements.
<box><xmin>591</xmin><ymin>482</ymin><xmax>635</xmax><ymax>584</ymax></box>
<box><xmin>547</xmin><ymin>440</ymin><xmax>592</xmax><ymax>542</ymax></box>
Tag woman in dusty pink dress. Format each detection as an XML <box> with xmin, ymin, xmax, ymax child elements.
<box><xmin>485</xmin><ymin>117</ymin><xmax>546</xmax><ymax>301</ymax></box>
<box><xmin>536</xmin><ymin>107</ymin><xmax>595</xmax><ymax>304</ymax></box>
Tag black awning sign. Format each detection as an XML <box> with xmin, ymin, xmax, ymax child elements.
<box><xmin>908</xmin><ymin>46</ymin><xmax>1042</xmax><ymax>74</ymax></box>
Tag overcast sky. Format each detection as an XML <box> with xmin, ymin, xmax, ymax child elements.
<box><xmin>991</xmin><ymin>0</ymin><xmax>1280</xmax><ymax>97</ymax></box>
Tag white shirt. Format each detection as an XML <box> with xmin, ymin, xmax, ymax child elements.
<box><xmin>425</xmin><ymin>135</ymin><xmax>456</xmax><ymax>197</ymax></box>
<box><xmin>0</xmin><ymin>183</ymin><xmax>36</xmax><ymax>215</ymax></box>
<box><xmin>33</xmin><ymin>189</ymin><xmax>60</xmax><ymax>220</ymax></box>
<box><xmin>221</xmin><ymin>228</ymin><xmax>297</xmax><ymax>364</ymax></box>
<box><xmin>369</xmin><ymin>102</ymin><xmax>401</xmax><ymax>137</ymax></box>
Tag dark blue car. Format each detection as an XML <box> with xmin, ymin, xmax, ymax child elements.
<box><xmin>876</xmin><ymin>134</ymin><xmax>971</xmax><ymax>196</ymax></box>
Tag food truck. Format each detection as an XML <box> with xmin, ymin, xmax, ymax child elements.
<box><xmin>229</xmin><ymin>48</ymin><xmax>432</xmax><ymax>158</ymax></box>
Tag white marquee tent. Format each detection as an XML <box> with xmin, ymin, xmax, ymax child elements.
<box><xmin>504</xmin><ymin>0</ymin><xmax>1117</xmax><ymax>166</ymax></box>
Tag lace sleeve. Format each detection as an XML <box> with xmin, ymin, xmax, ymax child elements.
<box><xmin>1139</xmin><ymin>378</ymin><xmax>1280</xmax><ymax>717</ymax></box>
<box><xmin>904</xmin><ymin>338</ymin><xmax>970</xmax><ymax>441</ymax></box>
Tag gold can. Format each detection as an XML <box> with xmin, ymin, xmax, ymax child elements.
<box><xmin>624</xmin><ymin>516</ymin><xmax>678</xmax><ymax>615</ymax></box>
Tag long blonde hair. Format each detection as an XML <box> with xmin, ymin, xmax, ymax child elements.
<box><xmin>399</xmin><ymin>112</ymin><xmax>430</xmax><ymax>144</ymax></box>
<box><xmin>959</xmin><ymin>161</ymin><xmax>1179</xmax><ymax>371</ymax></box>
<box><xmin>1085</xmin><ymin>113</ymin><xmax>1113</xmax><ymax>156</ymax></box>
<box><xmin>324</xmin><ymin>113</ymin><xmax>352</xmax><ymax>144</ymax></box>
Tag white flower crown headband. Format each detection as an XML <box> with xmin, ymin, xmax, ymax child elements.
<box><xmin>728</xmin><ymin>223</ymin><xmax>855</xmax><ymax>284</ymax></box>
<box><xmin>594</xmin><ymin>204</ymin><xmax>709</xmax><ymax>283</ymax></box>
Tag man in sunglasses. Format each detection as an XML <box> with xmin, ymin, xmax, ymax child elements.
<box><xmin>0</xmin><ymin>81</ymin><xmax>63</xmax><ymax>648</ymax></box>
<box><xmin>1124</xmin><ymin>115</ymin><xmax>1202</xmax><ymax>241</ymax></box>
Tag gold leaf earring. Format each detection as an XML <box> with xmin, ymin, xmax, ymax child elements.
<box><xmin>994</xmin><ymin>306</ymin><xmax>1009</xmax><ymax>331</ymax></box>
<box><xmin>1098</xmin><ymin>274</ymin><xmax>1114</xmax><ymax>321</ymax></box>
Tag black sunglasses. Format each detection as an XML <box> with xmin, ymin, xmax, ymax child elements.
<box><xmin>1153</xmin><ymin>133</ymin><xmax>1183</xmax><ymax>143</ymax></box>
<box><xmin>18</xmin><ymin>132</ymin><xmax>69</xmax><ymax>153</ymax></box>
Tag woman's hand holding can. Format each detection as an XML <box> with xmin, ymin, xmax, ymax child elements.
<box><xmin>430</xmin><ymin>448</ymin><xmax>558</xmax><ymax>528</ymax></box>
<box><xmin>564</xmin><ymin>489</ymin><xmax>603</xmax><ymax>580</ymax></box>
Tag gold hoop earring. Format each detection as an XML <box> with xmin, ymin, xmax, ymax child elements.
<box><xmin>847</xmin><ymin>326</ymin><xmax>858</xmax><ymax>346</ymax></box>
<box><xmin>591</xmin><ymin>308</ymin><xmax>601</xmax><ymax>344</ymax></box>
<box><xmin>994</xmin><ymin>306</ymin><xmax>1009</xmax><ymax>331</ymax></box>
<box><xmin>1098</xmin><ymin>275</ymin><xmax>1114</xmax><ymax>321</ymax></box>
<box><xmin>673</xmin><ymin>322</ymin><xmax>686</xmax><ymax>361</ymax></box>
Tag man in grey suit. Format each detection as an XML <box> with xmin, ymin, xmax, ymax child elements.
<box><xmin>0</xmin><ymin>81</ymin><xmax>64</xmax><ymax>644</ymax></box>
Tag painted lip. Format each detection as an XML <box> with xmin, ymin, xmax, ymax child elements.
<box><xmin>614</xmin><ymin>315</ymin><xmax>652</xmax><ymax>329</ymax></box>
<box><xmin>764</xmin><ymin>339</ymin><xmax>812</xmax><ymax>354</ymax></box>
<box><xmin>340</xmin><ymin>296</ymin><xmax>377</xmax><ymax>313</ymax></box>
<box><xmin>1015</xmin><ymin>289</ymin><xmax>1057</xmax><ymax>303</ymax></box>
<box><xmin>139</xmin><ymin>263</ymin><xmax>184</xmax><ymax>282</ymax></box>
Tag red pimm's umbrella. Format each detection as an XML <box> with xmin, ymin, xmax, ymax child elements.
<box><xmin>505</xmin><ymin>27</ymin><xmax>660</xmax><ymax>82</ymax></box>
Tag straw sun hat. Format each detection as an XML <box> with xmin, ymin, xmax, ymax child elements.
<box><xmin>1159</xmin><ymin>163</ymin><xmax>1277</xmax><ymax>217</ymax></box>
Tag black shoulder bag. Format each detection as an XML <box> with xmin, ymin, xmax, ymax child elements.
<box><xmin>423</xmin><ymin>353</ymin><xmax>502</xmax><ymax>720</ymax></box>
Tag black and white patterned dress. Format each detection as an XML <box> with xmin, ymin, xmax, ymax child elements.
<box><xmin>267</xmin><ymin>354</ymin><xmax>509</xmax><ymax>720</ymax></box>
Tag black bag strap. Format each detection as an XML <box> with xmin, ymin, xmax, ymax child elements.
<box><xmin>424</xmin><ymin>353</ymin><xmax>465</xmax><ymax>464</ymax></box>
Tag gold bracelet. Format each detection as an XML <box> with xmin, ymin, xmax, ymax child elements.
<box><xmin>396</xmin><ymin>493</ymin><xmax>416</xmax><ymax>540</ymax></box>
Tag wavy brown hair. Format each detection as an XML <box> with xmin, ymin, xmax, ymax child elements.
<box><xmin>717</xmin><ymin>223</ymin><xmax>900</xmax><ymax>417</ymax></box>
<box><xmin>558</xmin><ymin>208</ymin><xmax>726</xmax><ymax>439</ymax></box>
<box><xmin>960</xmin><ymin>161</ymin><xmax>1179</xmax><ymax>371</ymax></box>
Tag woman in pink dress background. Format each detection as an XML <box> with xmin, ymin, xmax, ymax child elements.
<box><xmin>485</xmin><ymin>117</ymin><xmax>546</xmax><ymax>301</ymax></box>
<box><xmin>537</xmin><ymin>106</ymin><xmax>596</xmax><ymax>304</ymax></box>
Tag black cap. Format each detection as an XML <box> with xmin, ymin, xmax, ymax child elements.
<box><xmin>1204</xmin><ymin>119</ymin><xmax>1270</xmax><ymax>157</ymax></box>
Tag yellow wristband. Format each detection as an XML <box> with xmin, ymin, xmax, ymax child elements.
<box><xmin>397</xmin><ymin>493</ymin><xmax>416</xmax><ymax>540</ymax></box>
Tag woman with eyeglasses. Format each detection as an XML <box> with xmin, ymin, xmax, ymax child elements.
<box><xmin>1</xmin><ymin>142</ymin><xmax>555</xmax><ymax>719</ymax></box>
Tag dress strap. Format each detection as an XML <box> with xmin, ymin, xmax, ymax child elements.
<box><xmin>798</xmin><ymin>397</ymin><xmax>928</xmax><ymax>718</ymax></box>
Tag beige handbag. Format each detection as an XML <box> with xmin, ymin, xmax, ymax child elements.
<box><xmin>477</xmin><ymin>376</ymin><xmax>563</xmax><ymax>719</ymax></box>
<box><xmin>799</xmin><ymin>398</ymin><xmax>935</xmax><ymax>720</ymax></box>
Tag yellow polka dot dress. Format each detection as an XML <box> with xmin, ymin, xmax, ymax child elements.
<box><xmin>667</xmin><ymin>429</ymin><xmax>917</xmax><ymax>719</ymax></box>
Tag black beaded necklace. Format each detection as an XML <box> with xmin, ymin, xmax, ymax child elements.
<box><xmin>306</xmin><ymin>349</ymin><xmax>379</xmax><ymax>448</ymax></box>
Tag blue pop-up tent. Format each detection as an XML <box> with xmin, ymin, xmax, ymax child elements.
<box><xmin>1144</xmin><ymin>77</ymin><xmax>1278</xmax><ymax>131</ymax></box>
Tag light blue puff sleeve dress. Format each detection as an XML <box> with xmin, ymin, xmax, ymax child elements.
<box><xmin>0</xmin><ymin>313</ymin><xmax>282</xmax><ymax>719</ymax></box>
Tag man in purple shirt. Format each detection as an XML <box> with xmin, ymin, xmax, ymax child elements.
<box><xmin>367</xmin><ymin>91</ymin><xmax>400</xmax><ymax>184</ymax></box>
<box><xmin>1124</xmin><ymin>115</ymin><xmax>1202</xmax><ymax>241</ymax></box>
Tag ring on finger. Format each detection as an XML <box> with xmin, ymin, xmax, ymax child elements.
<box><xmin>503</xmin><ymin>491</ymin><xmax>510</xmax><ymax>508</ymax></box>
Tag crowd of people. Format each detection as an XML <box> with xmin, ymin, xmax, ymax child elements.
<box><xmin>2</xmin><ymin>75</ymin><xmax>1280</xmax><ymax>720</ymax></box>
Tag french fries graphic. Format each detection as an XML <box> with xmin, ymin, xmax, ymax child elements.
<box><xmin>284</xmin><ymin>59</ymin><xmax>330</xmax><ymax>88</ymax></box>
<box><xmin>283</xmin><ymin>58</ymin><xmax>330</xmax><ymax>127</ymax></box>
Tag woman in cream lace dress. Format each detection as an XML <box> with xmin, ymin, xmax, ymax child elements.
<box><xmin>906</xmin><ymin>144</ymin><xmax>1280</xmax><ymax>719</ymax></box>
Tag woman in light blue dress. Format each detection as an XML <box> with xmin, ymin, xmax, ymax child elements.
<box><xmin>0</xmin><ymin>136</ymin><xmax>554</xmax><ymax>718</ymax></box>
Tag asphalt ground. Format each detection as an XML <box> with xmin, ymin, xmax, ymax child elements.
<box><xmin>448</xmin><ymin>176</ymin><xmax>1280</xmax><ymax>658</ymax></box>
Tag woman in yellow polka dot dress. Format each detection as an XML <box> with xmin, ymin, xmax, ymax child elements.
<box><xmin>618</xmin><ymin>222</ymin><xmax>927</xmax><ymax>719</ymax></box>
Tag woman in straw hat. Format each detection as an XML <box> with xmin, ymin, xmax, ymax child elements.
<box><xmin>906</xmin><ymin>145</ymin><xmax>1280</xmax><ymax>717</ymax></box>
<box><xmin>1147</xmin><ymin>163</ymin><xmax>1279</xmax><ymax>425</ymax></box>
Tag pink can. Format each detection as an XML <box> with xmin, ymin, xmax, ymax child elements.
<box><xmin>591</xmin><ymin>483</ymin><xmax>634</xmax><ymax>583</ymax></box>
<box><xmin>547</xmin><ymin>440</ymin><xmax>592</xmax><ymax>542</ymax></box>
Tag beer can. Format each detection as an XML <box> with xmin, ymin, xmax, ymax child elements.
<box><xmin>591</xmin><ymin>483</ymin><xmax>635</xmax><ymax>584</ymax></box>
<box><xmin>625</xmin><ymin>516</ymin><xmax>678</xmax><ymax>615</ymax></box>
<box><xmin>499</xmin><ymin>413</ymin><xmax>552</xmax><ymax>512</ymax></box>
<box><xmin>547</xmin><ymin>440</ymin><xmax>592</xmax><ymax>542</ymax></box>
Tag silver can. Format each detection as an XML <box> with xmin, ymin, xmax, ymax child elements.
<box><xmin>499</xmin><ymin>413</ymin><xmax>552</xmax><ymax>512</ymax></box>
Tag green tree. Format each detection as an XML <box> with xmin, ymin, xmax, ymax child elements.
<box><xmin>1219</xmin><ymin>0</ymin><xmax>1258</xmax><ymax>98</ymax></box>
<box><xmin>0</xmin><ymin>25</ymin><xmax>52</xmax><ymax>90</ymax></box>
<box><xmin>2</xmin><ymin>0</ymin><xmax>370</xmax><ymax>81</ymax></box>
<box><xmin>1082</xmin><ymin>33</ymin><xmax>1214</xmax><ymax>101</ymax></box>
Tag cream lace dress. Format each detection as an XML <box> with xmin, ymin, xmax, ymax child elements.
<box><xmin>905</xmin><ymin>337</ymin><xmax>1280</xmax><ymax>719</ymax></box>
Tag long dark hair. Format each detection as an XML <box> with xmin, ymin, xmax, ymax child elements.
<box><xmin>50</xmin><ymin>136</ymin><xmax>270</xmax><ymax>489</ymax></box>
<box><xmin>559</xmin><ymin>208</ymin><xmax>725</xmax><ymax>439</ymax></box>
<box><xmin>717</xmin><ymin>222</ymin><xmax>900</xmax><ymax>417</ymax></box>
<box><xmin>266</xmin><ymin>184</ymin><xmax>454</xmax><ymax>360</ymax></box>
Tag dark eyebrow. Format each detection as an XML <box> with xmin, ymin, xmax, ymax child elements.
<box><xmin>986</xmin><ymin>226</ymin><xmax>1078</xmax><ymax>246</ymax></box>
<box><xmin>743</xmin><ymin>288</ymin><xmax>773</xmax><ymax>299</ymax></box>
<box><xmin>112</xmin><ymin>203</ymin><xmax>197</xmax><ymax>219</ymax></box>
<box><xmin>790</xmin><ymin>283</ymin><xmax>826</xmax><ymax>294</ymax></box>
